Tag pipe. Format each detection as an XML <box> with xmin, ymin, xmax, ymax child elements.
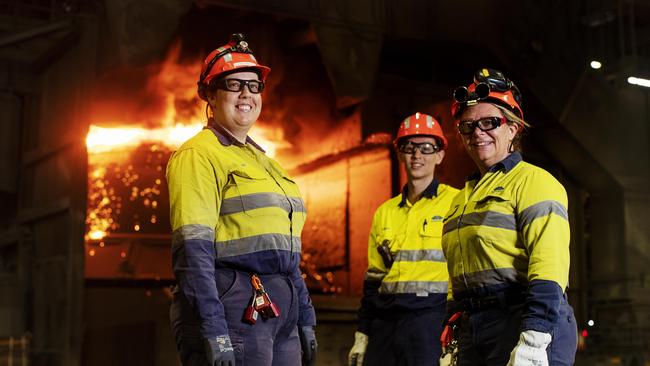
<box><xmin>0</xmin><ymin>19</ymin><xmax>73</xmax><ymax>48</ymax></box>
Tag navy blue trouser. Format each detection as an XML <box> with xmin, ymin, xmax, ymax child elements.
<box><xmin>363</xmin><ymin>308</ymin><xmax>444</xmax><ymax>366</ymax></box>
<box><xmin>457</xmin><ymin>294</ymin><xmax>577</xmax><ymax>366</ymax></box>
<box><xmin>171</xmin><ymin>269</ymin><xmax>301</xmax><ymax>366</ymax></box>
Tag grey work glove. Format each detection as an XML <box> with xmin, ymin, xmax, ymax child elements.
<box><xmin>299</xmin><ymin>326</ymin><xmax>317</xmax><ymax>366</ymax></box>
<box><xmin>203</xmin><ymin>335</ymin><xmax>235</xmax><ymax>366</ymax></box>
<box><xmin>348</xmin><ymin>331</ymin><xmax>368</xmax><ymax>366</ymax></box>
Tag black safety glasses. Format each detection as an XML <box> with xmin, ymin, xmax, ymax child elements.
<box><xmin>453</xmin><ymin>68</ymin><xmax>521</xmax><ymax>106</ymax></box>
<box><xmin>398</xmin><ymin>141</ymin><xmax>441</xmax><ymax>155</ymax></box>
<box><xmin>216</xmin><ymin>78</ymin><xmax>265</xmax><ymax>94</ymax></box>
<box><xmin>457</xmin><ymin>116</ymin><xmax>506</xmax><ymax>135</ymax></box>
<box><xmin>453</xmin><ymin>82</ymin><xmax>491</xmax><ymax>104</ymax></box>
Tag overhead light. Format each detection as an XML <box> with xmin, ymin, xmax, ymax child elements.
<box><xmin>587</xmin><ymin>319</ymin><xmax>595</xmax><ymax>327</ymax></box>
<box><xmin>628</xmin><ymin>76</ymin><xmax>650</xmax><ymax>88</ymax></box>
<box><xmin>590</xmin><ymin>60</ymin><xmax>602</xmax><ymax>69</ymax></box>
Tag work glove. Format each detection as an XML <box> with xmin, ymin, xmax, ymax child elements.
<box><xmin>507</xmin><ymin>330</ymin><xmax>552</xmax><ymax>366</ymax></box>
<box><xmin>348</xmin><ymin>331</ymin><xmax>368</xmax><ymax>366</ymax></box>
<box><xmin>439</xmin><ymin>353</ymin><xmax>453</xmax><ymax>366</ymax></box>
<box><xmin>299</xmin><ymin>326</ymin><xmax>318</xmax><ymax>366</ymax></box>
<box><xmin>203</xmin><ymin>335</ymin><xmax>236</xmax><ymax>366</ymax></box>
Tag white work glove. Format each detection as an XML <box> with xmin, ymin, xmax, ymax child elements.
<box><xmin>348</xmin><ymin>331</ymin><xmax>369</xmax><ymax>366</ymax></box>
<box><xmin>507</xmin><ymin>330</ymin><xmax>552</xmax><ymax>366</ymax></box>
<box><xmin>439</xmin><ymin>353</ymin><xmax>453</xmax><ymax>366</ymax></box>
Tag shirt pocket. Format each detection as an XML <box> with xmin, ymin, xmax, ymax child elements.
<box><xmin>472</xmin><ymin>191</ymin><xmax>512</xmax><ymax>212</ymax></box>
<box><xmin>471</xmin><ymin>191</ymin><xmax>516</xmax><ymax>233</ymax></box>
<box><xmin>420</xmin><ymin>220</ymin><xmax>443</xmax><ymax>238</ymax></box>
<box><xmin>223</xmin><ymin>169</ymin><xmax>282</xmax><ymax>218</ymax></box>
<box><xmin>420</xmin><ymin>220</ymin><xmax>443</xmax><ymax>251</ymax></box>
<box><xmin>278</xmin><ymin>174</ymin><xmax>306</xmax><ymax>214</ymax></box>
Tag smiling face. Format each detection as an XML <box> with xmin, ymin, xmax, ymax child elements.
<box><xmin>397</xmin><ymin>136</ymin><xmax>445</xmax><ymax>181</ymax></box>
<box><xmin>207</xmin><ymin>71</ymin><xmax>262</xmax><ymax>141</ymax></box>
<box><xmin>459</xmin><ymin>103</ymin><xmax>519</xmax><ymax>174</ymax></box>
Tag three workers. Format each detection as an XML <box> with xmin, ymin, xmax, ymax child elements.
<box><xmin>165</xmin><ymin>31</ymin><xmax>576</xmax><ymax>366</ymax></box>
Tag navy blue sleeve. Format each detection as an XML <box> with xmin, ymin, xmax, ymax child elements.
<box><xmin>290</xmin><ymin>254</ymin><xmax>317</xmax><ymax>327</ymax></box>
<box><xmin>520</xmin><ymin>279</ymin><xmax>563</xmax><ymax>333</ymax></box>
<box><xmin>357</xmin><ymin>279</ymin><xmax>381</xmax><ymax>334</ymax></box>
<box><xmin>172</xmin><ymin>237</ymin><xmax>228</xmax><ymax>338</ymax></box>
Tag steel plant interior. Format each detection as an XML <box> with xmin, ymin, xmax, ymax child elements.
<box><xmin>0</xmin><ymin>1</ymin><xmax>649</xmax><ymax>365</ymax></box>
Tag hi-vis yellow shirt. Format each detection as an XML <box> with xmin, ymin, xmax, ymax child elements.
<box><xmin>441</xmin><ymin>152</ymin><xmax>570</xmax><ymax>297</ymax></box>
<box><xmin>166</xmin><ymin>125</ymin><xmax>315</xmax><ymax>338</ymax></box>
<box><xmin>357</xmin><ymin>180</ymin><xmax>458</xmax><ymax>333</ymax></box>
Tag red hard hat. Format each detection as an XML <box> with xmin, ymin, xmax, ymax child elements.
<box><xmin>394</xmin><ymin>113</ymin><xmax>448</xmax><ymax>149</ymax></box>
<box><xmin>451</xmin><ymin>68</ymin><xmax>523</xmax><ymax>121</ymax></box>
<box><xmin>197</xmin><ymin>33</ymin><xmax>271</xmax><ymax>101</ymax></box>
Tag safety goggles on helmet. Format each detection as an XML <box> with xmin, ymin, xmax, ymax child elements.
<box><xmin>397</xmin><ymin>141</ymin><xmax>441</xmax><ymax>155</ymax></box>
<box><xmin>457</xmin><ymin>116</ymin><xmax>506</xmax><ymax>135</ymax></box>
<box><xmin>215</xmin><ymin>78</ymin><xmax>265</xmax><ymax>94</ymax></box>
<box><xmin>450</xmin><ymin>68</ymin><xmax>523</xmax><ymax>119</ymax></box>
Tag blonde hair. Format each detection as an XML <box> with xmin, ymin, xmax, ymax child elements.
<box><xmin>493</xmin><ymin>104</ymin><xmax>531</xmax><ymax>152</ymax></box>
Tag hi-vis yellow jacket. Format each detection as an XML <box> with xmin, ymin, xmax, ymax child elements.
<box><xmin>166</xmin><ymin>124</ymin><xmax>315</xmax><ymax>338</ymax></box>
<box><xmin>357</xmin><ymin>180</ymin><xmax>458</xmax><ymax>334</ymax></box>
<box><xmin>441</xmin><ymin>152</ymin><xmax>570</xmax><ymax>332</ymax></box>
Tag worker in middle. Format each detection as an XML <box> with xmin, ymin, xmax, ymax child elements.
<box><xmin>348</xmin><ymin>113</ymin><xmax>459</xmax><ymax>366</ymax></box>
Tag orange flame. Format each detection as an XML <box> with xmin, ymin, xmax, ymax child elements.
<box><xmin>84</xmin><ymin>40</ymin><xmax>290</xmax><ymax>243</ymax></box>
<box><xmin>86</xmin><ymin>123</ymin><xmax>283</xmax><ymax>156</ymax></box>
<box><xmin>85</xmin><ymin>123</ymin><xmax>285</xmax><ymax>242</ymax></box>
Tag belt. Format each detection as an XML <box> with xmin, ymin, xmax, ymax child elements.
<box><xmin>457</xmin><ymin>296</ymin><xmax>503</xmax><ymax>311</ymax></box>
<box><xmin>457</xmin><ymin>291</ymin><xmax>525</xmax><ymax>312</ymax></box>
<box><xmin>375</xmin><ymin>306</ymin><xmax>443</xmax><ymax>321</ymax></box>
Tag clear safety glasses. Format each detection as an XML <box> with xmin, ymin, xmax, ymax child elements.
<box><xmin>398</xmin><ymin>141</ymin><xmax>441</xmax><ymax>155</ymax></box>
<box><xmin>457</xmin><ymin>116</ymin><xmax>506</xmax><ymax>135</ymax></box>
<box><xmin>216</xmin><ymin>78</ymin><xmax>265</xmax><ymax>94</ymax></box>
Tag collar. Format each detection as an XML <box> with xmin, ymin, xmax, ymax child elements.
<box><xmin>205</xmin><ymin>120</ymin><xmax>266</xmax><ymax>153</ymax></box>
<box><xmin>398</xmin><ymin>178</ymin><xmax>439</xmax><ymax>207</ymax></box>
<box><xmin>467</xmin><ymin>152</ymin><xmax>522</xmax><ymax>181</ymax></box>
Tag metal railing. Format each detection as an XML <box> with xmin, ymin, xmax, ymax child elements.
<box><xmin>0</xmin><ymin>335</ymin><xmax>29</xmax><ymax>366</ymax></box>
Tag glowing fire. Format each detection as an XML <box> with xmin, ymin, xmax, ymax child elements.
<box><xmin>86</xmin><ymin>123</ymin><xmax>283</xmax><ymax>156</ymax></box>
<box><xmin>84</xmin><ymin>41</ymin><xmax>288</xmax><ymax>242</ymax></box>
<box><xmin>86</xmin><ymin>43</ymin><xmax>289</xmax><ymax>242</ymax></box>
<box><xmin>84</xmin><ymin>123</ymin><xmax>285</xmax><ymax>242</ymax></box>
<box><xmin>83</xmin><ymin>41</ymin><xmax>351</xmax><ymax>291</ymax></box>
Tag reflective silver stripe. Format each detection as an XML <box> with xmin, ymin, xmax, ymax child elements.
<box><xmin>451</xmin><ymin>268</ymin><xmax>526</xmax><ymax>290</ymax></box>
<box><xmin>379</xmin><ymin>281</ymin><xmax>448</xmax><ymax>294</ymax></box>
<box><xmin>215</xmin><ymin>233</ymin><xmax>301</xmax><ymax>258</ymax></box>
<box><xmin>288</xmin><ymin>197</ymin><xmax>306</xmax><ymax>213</ymax></box>
<box><xmin>458</xmin><ymin>211</ymin><xmax>517</xmax><ymax>231</ymax></box>
<box><xmin>364</xmin><ymin>270</ymin><xmax>386</xmax><ymax>282</ymax></box>
<box><xmin>172</xmin><ymin>224</ymin><xmax>214</xmax><ymax>247</ymax></box>
<box><xmin>220</xmin><ymin>193</ymin><xmax>305</xmax><ymax>215</ymax></box>
<box><xmin>395</xmin><ymin>249</ymin><xmax>446</xmax><ymax>262</ymax></box>
<box><xmin>518</xmin><ymin>200</ymin><xmax>568</xmax><ymax>230</ymax></box>
<box><xmin>443</xmin><ymin>217</ymin><xmax>460</xmax><ymax>235</ymax></box>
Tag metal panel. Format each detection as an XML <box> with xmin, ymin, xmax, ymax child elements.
<box><xmin>0</xmin><ymin>93</ymin><xmax>21</xmax><ymax>195</ymax></box>
<box><xmin>292</xmin><ymin>145</ymin><xmax>393</xmax><ymax>295</ymax></box>
<box><xmin>3</xmin><ymin>15</ymin><xmax>97</xmax><ymax>366</ymax></box>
